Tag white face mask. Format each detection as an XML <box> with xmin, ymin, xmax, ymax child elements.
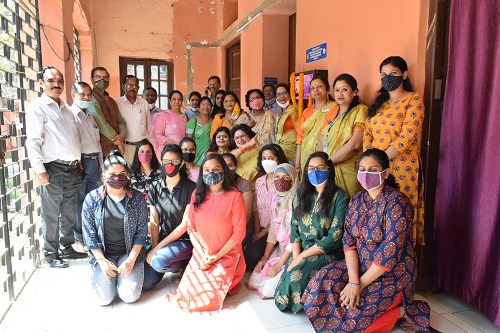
<box><xmin>262</xmin><ymin>160</ymin><xmax>278</xmax><ymax>174</ymax></box>
<box><xmin>148</xmin><ymin>103</ymin><xmax>156</xmax><ymax>110</ymax></box>
<box><xmin>190</xmin><ymin>106</ymin><xmax>199</xmax><ymax>112</ymax></box>
<box><xmin>277</xmin><ymin>100</ymin><xmax>290</xmax><ymax>109</ymax></box>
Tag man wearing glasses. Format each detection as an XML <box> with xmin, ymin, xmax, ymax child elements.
<box><xmin>90</xmin><ymin>66</ymin><xmax>127</xmax><ymax>157</ymax></box>
<box><xmin>115</xmin><ymin>75</ymin><xmax>151</xmax><ymax>164</ymax></box>
<box><xmin>26</xmin><ymin>66</ymin><xmax>86</xmax><ymax>268</ymax></box>
<box><xmin>70</xmin><ymin>82</ymin><xmax>102</xmax><ymax>253</ymax></box>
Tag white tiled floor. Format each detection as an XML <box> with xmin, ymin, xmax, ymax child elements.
<box><xmin>0</xmin><ymin>259</ymin><xmax>499</xmax><ymax>333</ymax></box>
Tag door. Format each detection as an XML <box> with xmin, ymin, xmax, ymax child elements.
<box><xmin>226</xmin><ymin>42</ymin><xmax>241</xmax><ymax>101</ymax></box>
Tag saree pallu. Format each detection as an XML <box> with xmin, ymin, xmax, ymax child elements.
<box><xmin>299</xmin><ymin>102</ymin><xmax>336</xmax><ymax>168</ymax></box>
<box><xmin>321</xmin><ymin>104</ymin><xmax>368</xmax><ymax>197</ymax></box>
<box><xmin>186</xmin><ymin>117</ymin><xmax>212</xmax><ymax>165</ymax></box>
<box><xmin>236</xmin><ymin>147</ymin><xmax>259</xmax><ymax>183</ymax></box>
<box><xmin>276</xmin><ymin>105</ymin><xmax>298</xmax><ymax>162</ymax></box>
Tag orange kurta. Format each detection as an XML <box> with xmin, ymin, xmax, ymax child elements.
<box><xmin>363</xmin><ymin>92</ymin><xmax>425</xmax><ymax>245</ymax></box>
<box><xmin>166</xmin><ymin>190</ymin><xmax>246</xmax><ymax>315</ymax></box>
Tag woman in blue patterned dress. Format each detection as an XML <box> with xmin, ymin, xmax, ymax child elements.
<box><xmin>83</xmin><ymin>151</ymin><xmax>149</xmax><ymax>305</ymax></box>
<box><xmin>301</xmin><ymin>149</ymin><xmax>430</xmax><ymax>333</ymax></box>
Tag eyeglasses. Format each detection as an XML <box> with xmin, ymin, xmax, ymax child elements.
<box><xmin>161</xmin><ymin>159</ymin><xmax>181</xmax><ymax>166</ymax></box>
<box><xmin>45</xmin><ymin>79</ymin><xmax>65</xmax><ymax>85</ymax></box>
<box><xmin>306</xmin><ymin>165</ymin><xmax>329</xmax><ymax>172</ymax></box>
<box><xmin>276</xmin><ymin>92</ymin><xmax>289</xmax><ymax>97</ymax></box>
<box><xmin>125</xmin><ymin>84</ymin><xmax>139</xmax><ymax>89</ymax></box>
<box><xmin>93</xmin><ymin>75</ymin><xmax>110</xmax><ymax>81</ymax></box>
<box><xmin>233</xmin><ymin>135</ymin><xmax>248</xmax><ymax>141</ymax></box>
<box><xmin>249</xmin><ymin>97</ymin><xmax>263</xmax><ymax>102</ymax></box>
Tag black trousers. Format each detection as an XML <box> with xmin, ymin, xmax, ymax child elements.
<box><xmin>39</xmin><ymin>162</ymin><xmax>82</xmax><ymax>259</ymax></box>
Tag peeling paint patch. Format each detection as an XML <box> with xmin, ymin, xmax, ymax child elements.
<box><xmin>199</xmin><ymin>39</ymin><xmax>209</xmax><ymax>45</ymax></box>
<box><xmin>210</xmin><ymin>8</ymin><xmax>215</xmax><ymax>14</ymax></box>
<box><xmin>198</xmin><ymin>5</ymin><xmax>203</xmax><ymax>13</ymax></box>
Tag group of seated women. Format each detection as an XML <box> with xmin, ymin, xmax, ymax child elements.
<box><xmin>81</xmin><ymin>55</ymin><xmax>431</xmax><ymax>332</ymax></box>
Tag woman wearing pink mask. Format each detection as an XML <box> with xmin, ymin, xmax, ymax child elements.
<box><xmin>130</xmin><ymin>139</ymin><xmax>162</xmax><ymax>200</ymax></box>
<box><xmin>236</xmin><ymin>89</ymin><xmax>277</xmax><ymax>148</ymax></box>
<box><xmin>302</xmin><ymin>149</ymin><xmax>431</xmax><ymax>333</ymax></box>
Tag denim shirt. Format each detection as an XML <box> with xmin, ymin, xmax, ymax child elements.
<box><xmin>82</xmin><ymin>185</ymin><xmax>148</xmax><ymax>266</ymax></box>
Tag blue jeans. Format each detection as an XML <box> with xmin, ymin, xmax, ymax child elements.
<box><xmin>75</xmin><ymin>157</ymin><xmax>100</xmax><ymax>241</ymax></box>
<box><xmin>91</xmin><ymin>254</ymin><xmax>144</xmax><ymax>305</ymax></box>
<box><xmin>142</xmin><ymin>239</ymin><xmax>193</xmax><ymax>291</ymax></box>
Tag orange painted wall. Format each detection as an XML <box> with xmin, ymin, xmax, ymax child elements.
<box><xmin>262</xmin><ymin>14</ymin><xmax>289</xmax><ymax>85</ymax></box>
<box><xmin>240</xmin><ymin>16</ymin><xmax>264</xmax><ymax>100</ymax></box>
<box><xmin>294</xmin><ymin>0</ymin><xmax>428</xmax><ymax>103</ymax></box>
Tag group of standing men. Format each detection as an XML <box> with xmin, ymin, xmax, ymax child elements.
<box><xmin>26</xmin><ymin>65</ymin><xmax>151</xmax><ymax>268</ymax></box>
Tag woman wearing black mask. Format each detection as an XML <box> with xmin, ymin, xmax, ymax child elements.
<box><xmin>141</xmin><ymin>144</ymin><xmax>197</xmax><ymax>291</ymax></box>
<box><xmin>82</xmin><ymin>150</ymin><xmax>148</xmax><ymax>305</ymax></box>
<box><xmin>179</xmin><ymin>137</ymin><xmax>200</xmax><ymax>183</ymax></box>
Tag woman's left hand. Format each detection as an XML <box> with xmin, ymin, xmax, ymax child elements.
<box><xmin>287</xmin><ymin>254</ymin><xmax>303</xmax><ymax>272</ymax></box>
<box><xmin>199</xmin><ymin>254</ymin><xmax>217</xmax><ymax>270</ymax></box>
<box><xmin>118</xmin><ymin>259</ymin><xmax>136</xmax><ymax>277</ymax></box>
<box><xmin>267</xmin><ymin>263</ymin><xmax>283</xmax><ymax>277</ymax></box>
<box><xmin>339</xmin><ymin>282</ymin><xmax>361</xmax><ymax>309</ymax></box>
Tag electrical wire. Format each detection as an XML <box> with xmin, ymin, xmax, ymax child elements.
<box><xmin>39</xmin><ymin>23</ymin><xmax>73</xmax><ymax>62</ymax></box>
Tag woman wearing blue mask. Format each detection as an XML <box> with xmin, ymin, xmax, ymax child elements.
<box><xmin>301</xmin><ymin>149</ymin><xmax>431</xmax><ymax>333</ymax></box>
<box><xmin>274</xmin><ymin>151</ymin><xmax>348</xmax><ymax>313</ymax></box>
<box><xmin>166</xmin><ymin>154</ymin><xmax>247</xmax><ymax>315</ymax></box>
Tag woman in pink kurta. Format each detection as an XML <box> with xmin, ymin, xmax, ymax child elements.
<box><xmin>166</xmin><ymin>154</ymin><xmax>246</xmax><ymax>315</ymax></box>
<box><xmin>152</xmin><ymin>90</ymin><xmax>188</xmax><ymax>160</ymax></box>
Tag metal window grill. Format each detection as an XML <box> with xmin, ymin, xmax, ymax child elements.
<box><xmin>0</xmin><ymin>0</ymin><xmax>42</xmax><ymax>316</ymax></box>
<box><xmin>73</xmin><ymin>26</ymin><xmax>81</xmax><ymax>82</ymax></box>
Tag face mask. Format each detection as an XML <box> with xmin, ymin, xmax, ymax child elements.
<box><xmin>75</xmin><ymin>100</ymin><xmax>93</xmax><ymax>110</ymax></box>
<box><xmin>308</xmin><ymin>170</ymin><xmax>330</xmax><ymax>187</ymax></box>
<box><xmin>262</xmin><ymin>160</ymin><xmax>278</xmax><ymax>174</ymax></box>
<box><xmin>138</xmin><ymin>152</ymin><xmax>152</xmax><ymax>164</ymax></box>
<box><xmin>148</xmin><ymin>103</ymin><xmax>156</xmax><ymax>110</ymax></box>
<box><xmin>357</xmin><ymin>170</ymin><xmax>387</xmax><ymax>191</ymax></box>
<box><xmin>190</xmin><ymin>106</ymin><xmax>199</xmax><ymax>112</ymax></box>
<box><xmin>249</xmin><ymin>99</ymin><xmax>263</xmax><ymax>110</ymax></box>
<box><xmin>203</xmin><ymin>171</ymin><xmax>225</xmax><ymax>186</ymax></box>
<box><xmin>274</xmin><ymin>178</ymin><xmax>292</xmax><ymax>192</ymax></box>
<box><xmin>183</xmin><ymin>152</ymin><xmax>196</xmax><ymax>163</ymax></box>
<box><xmin>107</xmin><ymin>174</ymin><xmax>129</xmax><ymax>189</ymax></box>
<box><xmin>381</xmin><ymin>75</ymin><xmax>404</xmax><ymax>91</ymax></box>
<box><xmin>277</xmin><ymin>100</ymin><xmax>290</xmax><ymax>109</ymax></box>
<box><xmin>93</xmin><ymin>79</ymin><xmax>109</xmax><ymax>91</ymax></box>
<box><xmin>164</xmin><ymin>164</ymin><xmax>180</xmax><ymax>177</ymax></box>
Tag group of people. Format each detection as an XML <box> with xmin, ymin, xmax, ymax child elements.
<box><xmin>25</xmin><ymin>55</ymin><xmax>431</xmax><ymax>332</ymax></box>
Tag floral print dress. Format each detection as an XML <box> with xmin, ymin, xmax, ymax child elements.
<box><xmin>301</xmin><ymin>186</ymin><xmax>430</xmax><ymax>333</ymax></box>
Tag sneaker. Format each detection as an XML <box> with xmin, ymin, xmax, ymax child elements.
<box><xmin>44</xmin><ymin>257</ymin><xmax>69</xmax><ymax>268</ymax></box>
<box><xmin>73</xmin><ymin>240</ymin><xmax>87</xmax><ymax>253</ymax></box>
<box><xmin>60</xmin><ymin>247</ymin><xmax>88</xmax><ymax>259</ymax></box>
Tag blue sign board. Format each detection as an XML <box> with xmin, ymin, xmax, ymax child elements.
<box><xmin>264</xmin><ymin>77</ymin><xmax>278</xmax><ymax>85</ymax></box>
<box><xmin>306</xmin><ymin>42</ymin><xmax>327</xmax><ymax>63</ymax></box>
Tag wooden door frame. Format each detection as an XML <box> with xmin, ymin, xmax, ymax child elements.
<box><xmin>225</xmin><ymin>37</ymin><xmax>241</xmax><ymax>96</ymax></box>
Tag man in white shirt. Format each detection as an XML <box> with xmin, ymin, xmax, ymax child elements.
<box><xmin>26</xmin><ymin>66</ymin><xmax>87</xmax><ymax>268</ymax></box>
<box><xmin>115</xmin><ymin>75</ymin><xmax>152</xmax><ymax>164</ymax></box>
<box><xmin>70</xmin><ymin>82</ymin><xmax>102</xmax><ymax>251</ymax></box>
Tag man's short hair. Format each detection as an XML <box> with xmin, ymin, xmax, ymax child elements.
<box><xmin>72</xmin><ymin>82</ymin><xmax>92</xmax><ymax>93</ymax></box>
<box><xmin>123</xmin><ymin>75</ymin><xmax>138</xmax><ymax>85</ymax></box>
<box><xmin>91</xmin><ymin>66</ymin><xmax>108</xmax><ymax>78</ymax></box>
<box><xmin>38</xmin><ymin>65</ymin><xmax>58</xmax><ymax>81</ymax></box>
<box><xmin>143</xmin><ymin>87</ymin><xmax>157</xmax><ymax>94</ymax></box>
<box><xmin>263</xmin><ymin>84</ymin><xmax>276</xmax><ymax>93</ymax></box>
<box><xmin>208</xmin><ymin>76</ymin><xmax>221</xmax><ymax>84</ymax></box>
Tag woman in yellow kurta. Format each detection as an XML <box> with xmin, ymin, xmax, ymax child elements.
<box><xmin>317</xmin><ymin>74</ymin><xmax>368</xmax><ymax>197</ymax></box>
<box><xmin>295</xmin><ymin>77</ymin><xmax>337</xmax><ymax>171</ymax></box>
<box><xmin>274</xmin><ymin>84</ymin><xmax>298</xmax><ymax>163</ymax></box>
<box><xmin>364</xmin><ymin>56</ymin><xmax>425</xmax><ymax>245</ymax></box>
